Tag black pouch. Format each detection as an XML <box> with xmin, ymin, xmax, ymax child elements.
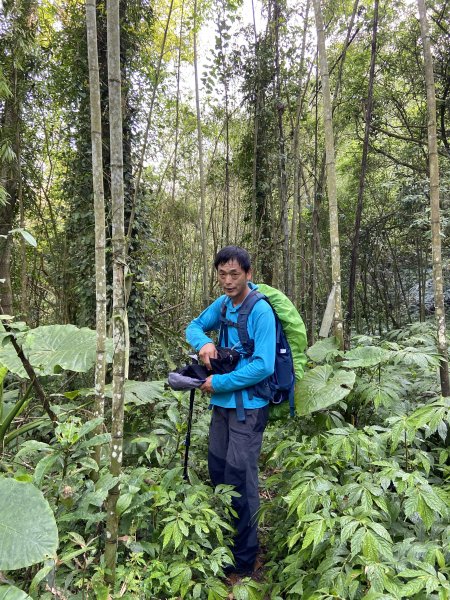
<box><xmin>210</xmin><ymin>347</ymin><xmax>240</xmax><ymax>374</ymax></box>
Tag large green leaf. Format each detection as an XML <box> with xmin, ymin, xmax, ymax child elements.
<box><xmin>342</xmin><ymin>346</ymin><xmax>391</xmax><ymax>369</ymax></box>
<box><xmin>0</xmin><ymin>586</ymin><xmax>32</xmax><ymax>600</ymax></box>
<box><xmin>0</xmin><ymin>325</ymin><xmax>113</xmax><ymax>377</ymax></box>
<box><xmin>307</xmin><ymin>337</ymin><xmax>341</xmax><ymax>363</ymax></box>
<box><xmin>0</xmin><ymin>345</ymin><xmax>24</xmax><ymax>377</ymax></box>
<box><xmin>295</xmin><ymin>366</ymin><xmax>356</xmax><ymax>416</ymax></box>
<box><xmin>106</xmin><ymin>380</ymin><xmax>166</xmax><ymax>405</ymax></box>
<box><xmin>66</xmin><ymin>380</ymin><xmax>166</xmax><ymax>405</ymax></box>
<box><xmin>0</xmin><ymin>478</ymin><xmax>58</xmax><ymax>570</ymax></box>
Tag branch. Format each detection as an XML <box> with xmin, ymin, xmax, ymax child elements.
<box><xmin>0</xmin><ymin>309</ymin><xmax>57</xmax><ymax>425</ymax></box>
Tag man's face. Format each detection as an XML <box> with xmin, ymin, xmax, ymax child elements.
<box><xmin>217</xmin><ymin>259</ymin><xmax>252</xmax><ymax>306</ymax></box>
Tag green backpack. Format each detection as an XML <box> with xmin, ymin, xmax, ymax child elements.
<box><xmin>256</xmin><ymin>284</ymin><xmax>307</xmax><ymax>417</ymax></box>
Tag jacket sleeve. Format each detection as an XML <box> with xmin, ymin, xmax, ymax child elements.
<box><xmin>211</xmin><ymin>303</ymin><xmax>275</xmax><ymax>393</ymax></box>
<box><xmin>185</xmin><ymin>296</ymin><xmax>224</xmax><ymax>352</ymax></box>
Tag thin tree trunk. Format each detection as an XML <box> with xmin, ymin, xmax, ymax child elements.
<box><xmin>223</xmin><ymin>88</ymin><xmax>230</xmax><ymax>244</ymax></box>
<box><xmin>417</xmin><ymin>237</ymin><xmax>425</xmax><ymax>322</ymax></box>
<box><xmin>250</xmin><ymin>0</ymin><xmax>259</xmax><ymax>254</ymax></box>
<box><xmin>171</xmin><ymin>0</ymin><xmax>184</xmax><ymax>205</ymax></box>
<box><xmin>346</xmin><ymin>0</ymin><xmax>379</xmax><ymax>344</ymax></box>
<box><xmin>18</xmin><ymin>135</ymin><xmax>27</xmax><ymax>318</ymax></box>
<box><xmin>126</xmin><ymin>0</ymin><xmax>174</xmax><ymax>251</ymax></box>
<box><xmin>104</xmin><ymin>0</ymin><xmax>127</xmax><ymax>583</ymax></box>
<box><xmin>291</xmin><ymin>0</ymin><xmax>310</xmax><ymax>305</ymax></box>
<box><xmin>273</xmin><ymin>0</ymin><xmax>289</xmax><ymax>294</ymax></box>
<box><xmin>215</xmin><ymin>5</ymin><xmax>231</xmax><ymax>244</ymax></box>
<box><xmin>385</xmin><ymin>233</ymin><xmax>412</xmax><ymax>323</ymax></box>
<box><xmin>193</xmin><ymin>0</ymin><xmax>209</xmax><ymax>306</ymax></box>
<box><xmin>309</xmin><ymin>64</ymin><xmax>319</xmax><ymax>345</ymax></box>
<box><xmin>417</xmin><ymin>0</ymin><xmax>450</xmax><ymax>396</ymax></box>
<box><xmin>86</xmin><ymin>0</ymin><xmax>107</xmax><ymax>473</ymax></box>
<box><xmin>313</xmin><ymin>0</ymin><xmax>344</xmax><ymax>349</ymax></box>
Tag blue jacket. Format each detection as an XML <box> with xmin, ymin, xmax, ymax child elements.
<box><xmin>185</xmin><ymin>283</ymin><xmax>276</xmax><ymax>409</ymax></box>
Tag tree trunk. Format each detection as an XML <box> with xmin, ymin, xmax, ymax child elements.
<box><xmin>309</xmin><ymin>65</ymin><xmax>319</xmax><ymax>345</ymax></box>
<box><xmin>171</xmin><ymin>0</ymin><xmax>184</xmax><ymax>206</ymax></box>
<box><xmin>250</xmin><ymin>0</ymin><xmax>259</xmax><ymax>255</ymax></box>
<box><xmin>273</xmin><ymin>0</ymin><xmax>289</xmax><ymax>294</ymax></box>
<box><xmin>312</xmin><ymin>0</ymin><xmax>344</xmax><ymax>349</ymax></box>
<box><xmin>104</xmin><ymin>0</ymin><xmax>127</xmax><ymax>583</ymax></box>
<box><xmin>127</xmin><ymin>0</ymin><xmax>174</xmax><ymax>249</ymax></box>
<box><xmin>417</xmin><ymin>0</ymin><xmax>450</xmax><ymax>396</ymax></box>
<box><xmin>346</xmin><ymin>0</ymin><xmax>379</xmax><ymax>344</ymax></box>
<box><xmin>193</xmin><ymin>0</ymin><xmax>209</xmax><ymax>307</ymax></box>
<box><xmin>86</xmin><ymin>0</ymin><xmax>107</xmax><ymax>473</ymax></box>
<box><xmin>291</xmin><ymin>0</ymin><xmax>310</xmax><ymax>305</ymax></box>
<box><xmin>0</xmin><ymin>0</ymin><xmax>35</xmax><ymax>315</ymax></box>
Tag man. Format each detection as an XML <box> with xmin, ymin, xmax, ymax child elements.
<box><xmin>186</xmin><ymin>246</ymin><xmax>275</xmax><ymax>577</ymax></box>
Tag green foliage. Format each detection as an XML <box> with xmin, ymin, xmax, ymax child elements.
<box><xmin>0</xmin><ymin>323</ymin><xmax>113</xmax><ymax>378</ymax></box>
<box><xmin>4</xmin><ymin>389</ymin><xmax>235</xmax><ymax>598</ymax></box>
<box><xmin>0</xmin><ymin>478</ymin><xmax>58</xmax><ymax>571</ymax></box>
<box><xmin>296</xmin><ymin>365</ymin><xmax>356</xmax><ymax>415</ymax></box>
<box><xmin>259</xmin><ymin>326</ymin><xmax>450</xmax><ymax>599</ymax></box>
<box><xmin>0</xmin><ymin>586</ymin><xmax>32</xmax><ymax>600</ymax></box>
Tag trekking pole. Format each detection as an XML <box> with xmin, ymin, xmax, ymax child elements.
<box><xmin>183</xmin><ymin>387</ymin><xmax>195</xmax><ymax>482</ymax></box>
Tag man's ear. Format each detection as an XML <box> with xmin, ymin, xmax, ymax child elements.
<box><xmin>247</xmin><ymin>269</ymin><xmax>252</xmax><ymax>281</ymax></box>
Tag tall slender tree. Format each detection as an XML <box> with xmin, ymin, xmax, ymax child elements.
<box><xmin>272</xmin><ymin>0</ymin><xmax>289</xmax><ymax>293</ymax></box>
<box><xmin>312</xmin><ymin>0</ymin><xmax>344</xmax><ymax>348</ymax></box>
<box><xmin>193</xmin><ymin>0</ymin><xmax>209</xmax><ymax>307</ymax></box>
<box><xmin>346</xmin><ymin>0</ymin><xmax>379</xmax><ymax>343</ymax></box>
<box><xmin>104</xmin><ymin>0</ymin><xmax>127</xmax><ymax>583</ymax></box>
<box><xmin>417</xmin><ymin>0</ymin><xmax>450</xmax><ymax>396</ymax></box>
<box><xmin>0</xmin><ymin>0</ymin><xmax>35</xmax><ymax>315</ymax></box>
<box><xmin>86</xmin><ymin>0</ymin><xmax>107</xmax><ymax>471</ymax></box>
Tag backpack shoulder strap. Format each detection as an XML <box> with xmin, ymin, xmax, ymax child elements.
<box><xmin>219</xmin><ymin>300</ymin><xmax>229</xmax><ymax>347</ymax></box>
<box><xmin>237</xmin><ymin>290</ymin><xmax>266</xmax><ymax>355</ymax></box>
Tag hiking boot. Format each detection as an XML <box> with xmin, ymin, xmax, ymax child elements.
<box><xmin>222</xmin><ymin>563</ymin><xmax>254</xmax><ymax>578</ymax></box>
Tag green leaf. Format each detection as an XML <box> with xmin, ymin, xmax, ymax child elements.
<box><xmin>302</xmin><ymin>519</ymin><xmax>326</xmax><ymax>550</ymax></box>
<box><xmin>0</xmin><ymin>325</ymin><xmax>113</xmax><ymax>378</ymax></box>
<box><xmin>23</xmin><ymin>325</ymin><xmax>111</xmax><ymax>375</ymax></box>
<box><xmin>0</xmin><ymin>585</ymin><xmax>32</xmax><ymax>600</ymax></box>
<box><xmin>232</xmin><ymin>583</ymin><xmax>249</xmax><ymax>600</ymax></box>
<box><xmin>78</xmin><ymin>417</ymin><xmax>104</xmax><ymax>439</ymax></box>
<box><xmin>123</xmin><ymin>380</ymin><xmax>166</xmax><ymax>405</ymax></box>
<box><xmin>162</xmin><ymin>522</ymin><xmax>174</xmax><ymax>548</ymax></box>
<box><xmin>116</xmin><ymin>493</ymin><xmax>133</xmax><ymax>516</ymax></box>
<box><xmin>342</xmin><ymin>346</ymin><xmax>391</xmax><ymax>369</ymax></box>
<box><xmin>29</xmin><ymin>562</ymin><xmax>55</xmax><ymax>596</ymax></box>
<box><xmin>340</xmin><ymin>517</ymin><xmax>359</xmax><ymax>543</ymax></box>
<box><xmin>307</xmin><ymin>337</ymin><xmax>341</xmax><ymax>363</ymax></box>
<box><xmin>0</xmin><ymin>478</ymin><xmax>58</xmax><ymax>570</ymax></box>
<box><xmin>33</xmin><ymin>453</ymin><xmax>60</xmax><ymax>487</ymax></box>
<box><xmin>367</xmin><ymin>522</ymin><xmax>392</xmax><ymax>543</ymax></box>
<box><xmin>362</xmin><ymin>531</ymin><xmax>379</xmax><ymax>561</ymax></box>
<box><xmin>296</xmin><ymin>366</ymin><xmax>356</xmax><ymax>415</ymax></box>
<box><xmin>9</xmin><ymin>228</ymin><xmax>37</xmax><ymax>248</ymax></box>
<box><xmin>401</xmin><ymin>577</ymin><xmax>425</xmax><ymax>596</ymax></box>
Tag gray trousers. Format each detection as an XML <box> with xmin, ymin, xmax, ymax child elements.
<box><xmin>208</xmin><ymin>405</ymin><xmax>269</xmax><ymax>571</ymax></box>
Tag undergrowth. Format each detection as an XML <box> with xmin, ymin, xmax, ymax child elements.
<box><xmin>1</xmin><ymin>322</ymin><xmax>449</xmax><ymax>599</ymax></box>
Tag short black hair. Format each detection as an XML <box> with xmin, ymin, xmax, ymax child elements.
<box><xmin>214</xmin><ymin>246</ymin><xmax>252</xmax><ymax>273</ymax></box>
